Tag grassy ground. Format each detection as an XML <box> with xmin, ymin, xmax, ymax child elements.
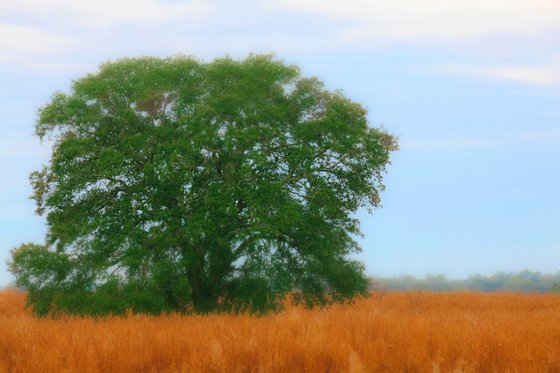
<box><xmin>1</xmin><ymin>290</ymin><xmax>559</xmax><ymax>372</ymax></box>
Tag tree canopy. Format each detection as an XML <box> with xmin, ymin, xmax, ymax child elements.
<box><xmin>9</xmin><ymin>55</ymin><xmax>398</xmax><ymax>316</ymax></box>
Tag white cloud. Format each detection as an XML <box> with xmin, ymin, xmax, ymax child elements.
<box><xmin>0</xmin><ymin>24</ymin><xmax>73</xmax><ymax>55</ymax></box>
<box><xmin>435</xmin><ymin>59</ymin><xmax>560</xmax><ymax>85</ymax></box>
<box><xmin>403</xmin><ymin>130</ymin><xmax>560</xmax><ymax>151</ymax></box>
<box><xmin>0</xmin><ymin>0</ymin><xmax>213</xmax><ymax>71</ymax></box>
<box><xmin>273</xmin><ymin>0</ymin><xmax>560</xmax><ymax>43</ymax></box>
<box><xmin>521</xmin><ymin>130</ymin><xmax>560</xmax><ymax>144</ymax></box>
<box><xmin>401</xmin><ymin>137</ymin><xmax>498</xmax><ymax>151</ymax></box>
<box><xmin>0</xmin><ymin>0</ymin><xmax>212</xmax><ymax>29</ymax></box>
<box><xmin>0</xmin><ymin>24</ymin><xmax>81</xmax><ymax>71</ymax></box>
<box><xmin>0</xmin><ymin>135</ymin><xmax>50</xmax><ymax>158</ymax></box>
<box><xmin>0</xmin><ymin>134</ymin><xmax>50</xmax><ymax>193</ymax></box>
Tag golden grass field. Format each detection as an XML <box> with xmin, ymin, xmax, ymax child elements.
<box><xmin>1</xmin><ymin>289</ymin><xmax>559</xmax><ymax>372</ymax></box>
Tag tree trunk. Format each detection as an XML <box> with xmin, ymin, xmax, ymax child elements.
<box><xmin>185</xmin><ymin>244</ymin><xmax>235</xmax><ymax>313</ymax></box>
<box><xmin>190</xmin><ymin>279</ymin><xmax>217</xmax><ymax>313</ymax></box>
<box><xmin>186</xmin><ymin>256</ymin><xmax>218</xmax><ymax>313</ymax></box>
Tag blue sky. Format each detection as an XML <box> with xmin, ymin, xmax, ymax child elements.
<box><xmin>1</xmin><ymin>0</ymin><xmax>559</xmax><ymax>285</ymax></box>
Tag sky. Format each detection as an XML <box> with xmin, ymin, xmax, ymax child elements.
<box><xmin>1</xmin><ymin>0</ymin><xmax>559</xmax><ymax>285</ymax></box>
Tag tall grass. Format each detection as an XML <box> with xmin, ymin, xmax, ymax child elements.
<box><xmin>1</xmin><ymin>290</ymin><xmax>559</xmax><ymax>372</ymax></box>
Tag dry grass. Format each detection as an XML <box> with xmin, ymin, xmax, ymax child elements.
<box><xmin>1</xmin><ymin>290</ymin><xmax>559</xmax><ymax>372</ymax></box>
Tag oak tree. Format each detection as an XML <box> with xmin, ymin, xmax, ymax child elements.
<box><xmin>10</xmin><ymin>55</ymin><xmax>397</xmax><ymax>315</ymax></box>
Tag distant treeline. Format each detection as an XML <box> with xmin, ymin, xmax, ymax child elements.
<box><xmin>370</xmin><ymin>271</ymin><xmax>560</xmax><ymax>293</ymax></box>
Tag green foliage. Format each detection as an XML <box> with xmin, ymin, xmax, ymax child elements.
<box><xmin>9</xmin><ymin>54</ymin><xmax>397</xmax><ymax>316</ymax></box>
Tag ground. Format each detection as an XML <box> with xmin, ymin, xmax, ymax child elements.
<box><xmin>1</xmin><ymin>290</ymin><xmax>559</xmax><ymax>372</ymax></box>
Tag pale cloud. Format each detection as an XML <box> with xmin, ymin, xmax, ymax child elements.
<box><xmin>0</xmin><ymin>135</ymin><xmax>49</xmax><ymax>192</ymax></box>
<box><xmin>0</xmin><ymin>135</ymin><xmax>50</xmax><ymax>158</ymax></box>
<box><xmin>401</xmin><ymin>137</ymin><xmax>498</xmax><ymax>151</ymax></box>
<box><xmin>0</xmin><ymin>23</ymin><xmax>76</xmax><ymax>69</ymax></box>
<box><xmin>434</xmin><ymin>59</ymin><xmax>560</xmax><ymax>85</ymax></box>
<box><xmin>0</xmin><ymin>0</ymin><xmax>212</xmax><ymax>29</ymax></box>
<box><xmin>0</xmin><ymin>24</ymin><xmax>73</xmax><ymax>55</ymax></box>
<box><xmin>0</xmin><ymin>0</ymin><xmax>213</xmax><ymax>71</ymax></box>
<box><xmin>272</xmin><ymin>0</ymin><xmax>560</xmax><ymax>43</ymax></box>
<box><xmin>0</xmin><ymin>202</ymin><xmax>36</xmax><ymax>220</ymax></box>
<box><xmin>403</xmin><ymin>130</ymin><xmax>560</xmax><ymax>151</ymax></box>
<box><xmin>521</xmin><ymin>130</ymin><xmax>560</xmax><ymax>144</ymax></box>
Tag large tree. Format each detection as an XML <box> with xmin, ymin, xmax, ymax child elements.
<box><xmin>10</xmin><ymin>55</ymin><xmax>398</xmax><ymax>315</ymax></box>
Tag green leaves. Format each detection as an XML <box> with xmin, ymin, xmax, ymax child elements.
<box><xmin>11</xmin><ymin>54</ymin><xmax>397</xmax><ymax>316</ymax></box>
<box><xmin>9</xmin><ymin>243</ymin><xmax>71</xmax><ymax>290</ymax></box>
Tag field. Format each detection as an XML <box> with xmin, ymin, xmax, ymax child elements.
<box><xmin>1</xmin><ymin>290</ymin><xmax>559</xmax><ymax>372</ymax></box>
